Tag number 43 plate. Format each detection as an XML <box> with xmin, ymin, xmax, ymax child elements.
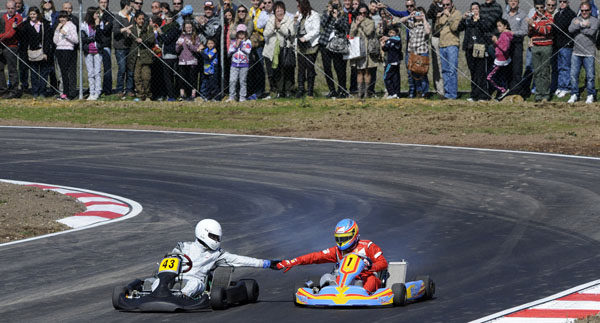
<box><xmin>159</xmin><ymin>257</ymin><xmax>180</xmax><ymax>274</ymax></box>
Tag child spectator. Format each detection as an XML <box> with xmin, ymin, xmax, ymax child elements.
<box><xmin>176</xmin><ymin>19</ymin><xmax>202</xmax><ymax>101</ymax></box>
<box><xmin>227</xmin><ymin>24</ymin><xmax>252</xmax><ymax>102</ymax></box>
<box><xmin>381</xmin><ymin>27</ymin><xmax>402</xmax><ymax>99</ymax></box>
<box><xmin>129</xmin><ymin>12</ymin><xmax>155</xmax><ymax>101</ymax></box>
<box><xmin>199</xmin><ymin>38</ymin><xmax>219</xmax><ymax>101</ymax></box>
<box><xmin>487</xmin><ymin>18</ymin><xmax>513</xmax><ymax>99</ymax></box>
<box><xmin>81</xmin><ymin>7</ymin><xmax>103</xmax><ymax>100</ymax></box>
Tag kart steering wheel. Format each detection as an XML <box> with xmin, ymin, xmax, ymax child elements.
<box><xmin>181</xmin><ymin>254</ymin><xmax>193</xmax><ymax>273</ymax></box>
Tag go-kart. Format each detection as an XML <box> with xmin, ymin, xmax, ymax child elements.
<box><xmin>293</xmin><ymin>253</ymin><xmax>435</xmax><ymax>307</ymax></box>
<box><xmin>112</xmin><ymin>253</ymin><xmax>260</xmax><ymax>312</ymax></box>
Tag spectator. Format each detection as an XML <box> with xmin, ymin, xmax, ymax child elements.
<box><xmin>567</xmin><ymin>2</ymin><xmax>597</xmax><ymax>104</ymax></box>
<box><xmin>223</xmin><ymin>8</ymin><xmax>235</xmax><ymax>93</ymax></box>
<box><xmin>257</xmin><ymin>0</ymin><xmax>275</xmax><ymax>98</ymax></box>
<box><xmin>15</xmin><ymin>0</ymin><xmax>29</xmax><ymax>17</ymax></box>
<box><xmin>128</xmin><ymin>12</ymin><xmax>154</xmax><ymax>101</ymax></box>
<box><xmin>196</xmin><ymin>1</ymin><xmax>221</xmax><ymax>42</ymax></box>
<box><xmin>223</xmin><ymin>0</ymin><xmax>236</xmax><ymax>13</ymax></box>
<box><xmin>53</xmin><ymin>10</ymin><xmax>78</xmax><ymax>100</ymax></box>
<box><xmin>459</xmin><ymin>2</ymin><xmax>488</xmax><ymax>101</ymax></box>
<box><xmin>176</xmin><ymin>19</ymin><xmax>201</xmax><ymax>100</ymax></box>
<box><xmin>552</xmin><ymin>0</ymin><xmax>575</xmax><ymax>98</ymax></box>
<box><xmin>150</xmin><ymin>15</ymin><xmax>166</xmax><ymax>100</ymax></box>
<box><xmin>319</xmin><ymin>0</ymin><xmax>349</xmax><ymax>98</ymax></box>
<box><xmin>406</xmin><ymin>6</ymin><xmax>430</xmax><ymax>98</ymax></box>
<box><xmin>81</xmin><ymin>7</ymin><xmax>103</xmax><ymax>100</ymax></box>
<box><xmin>19</xmin><ymin>6</ymin><xmax>53</xmax><ymax>99</ymax></box>
<box><xmin>349</xmin><ymin>3</ymin><xmax>376</xmax><ymax>99</ymax></box>
<box><xmin>527</xmin><ymin>0</ymin><xmax>553</xmax><ymax>102</ymax></box>
<box><xmin>113</xmin><ymin>0</ymin><xmax>135</xmax><ymax>98</ymax></box>
<box><xmin>480</xmin><ymin>0</ymin><xmax>503</xmax><ymax>85</ymax></box>
<box><xmin>380</xmin><ymin>26</ymin><xmax>402</xmax><ymax>99</ymax></box>
<box><xmin>426</xmin><ymin>0</ymin><xmax>444</xmax><ymax>97</ymax></box>
<box><xmin>97</xmin><ymin>0</ymin><xmax>114</xmax><ymax>96</ymax></box>
<box><xmin>40</xmin><ymin>0</ymin><xmax>56</xmax><ymax>26</ymax></box>
<box><xmin>227</xmin><ymin>23</ymin><xmax>252</xmax><ymax>102</ymax></box>
<box><xmin>199</xmin><ymin>38</ymin><xmax>218</xmax><ymax>100</ymax></box>
<box><xmin>131</xmin><ymin>0</ymin><xmax>149</xmax><ymax>25</ymax></box>
<box><xmin>348</xmin><ymin>0</ymin><xmax>360</xmax><ymax>94</ymax></box>
<box><xmin>503</xmin><ymin>0</ymin><xmax>528</xmax><ymax>97</ymax></box>
<box><xmin>487</xmin><ymin>18</ymin><xmax>513</xmax><ymax>99</ymax></box>
<box><xmin>15</xmin><ymin>0</ymin><xmax>29</xmax><ymax>96</ymax></box>
<box><xmin>434</xmin><ymin>0</ymin><xmax>461</xmax><ymax>99</ymax></box>
<box><xmin>171</xmin><ymin>0</ymin><xmax>184</xmax><ymax>28</ymax></box>
<box><xmin>248</xmin><ymin>0</ymin><xmax>266</xmax><ymax>99</ymax></box>
<box><xmin>294</xmin><ymin>0</ymin><xmax>320</xmax><ymax>98</ymax></box>
<box><xmin>60</xmin><ymin>2</ymin><xmax>79</xmax><ymax>28</ymax></box>
<box><xmin>0</xmin><ymin>1</ymin><xmax>23</xmax><ymax>99</ymax></box>
<box><xmin>378</xmin><ymin>0</ymin><xmax>417</xmax><ymax>97</ymax></box>
<box><xmin>157</xmin><ymin>10</ymin><xmax>180</xmax><ymax>101</ymax></box>
<box><xmin>151</xmin><ymin>1</ymin><xmax>161</xmax><ymax>18</ymax></box>
<box><xmin>160</xmin><ymin>2</ymin><xmax>170</xmax><ymax>16</ymax></box>
<box><xmin>369</xmin><ymin>0</ymin><xmax>381</xmax><ymax>27</ymax></box>
<box><xmin>263</xmin><ymin>0</ymin><xmax>295</xmax><ymax>98</ymax></box>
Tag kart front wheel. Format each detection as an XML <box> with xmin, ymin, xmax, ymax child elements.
<box><xmin>239</xmin><ymin>279</ymin><xmax>259</xmax><ymax>303</ymax></box>
<box><xmin>416</xmin><ymin>275</ymin><xmax>435</xmax><ymax>300</ymax></box>
<box><xmin>210</xmin><ymin>286</ymin><xmax>229</xmax><ymax>310</ymax></box>
<box><xmin>112</xmin><ymin>286</ymin><xmax>126</xmax><ymax>309</ymax></box>
<box><xmin>392</xmin><ymin>283</ymin><xmax>406</xmax><ymax>307</ymax></box>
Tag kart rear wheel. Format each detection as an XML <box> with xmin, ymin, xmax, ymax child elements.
<box><xmin>210</xmin><ymin>286</ymin><xmax>229</xmax><ymax>310</ymax></box>
<box><xmin>239</xmin><ymin>279</ymin><xmax>259</xmax><ymax>303</ymax></box>
<box><xmin>416</xmin><ymin>275</ymin><xmax>435</xmax><ymax>300</ymax></box>
<box><xmin>392</xmin><ymin>283</ymin><xmax>406</xmax><ymax>307</ymax></box>
<box><xmin>112</xmin><ymin>286</ymin><xmax>127</xmax><ymax>309</ymax></box>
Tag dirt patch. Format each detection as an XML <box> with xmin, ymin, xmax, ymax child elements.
<box><xmin>0</xmin><ymin>182</ymin><xmax>85</xmax><ymax>243</ymax></box>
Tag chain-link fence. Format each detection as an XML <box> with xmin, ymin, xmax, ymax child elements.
<box><xmin>1</xmin><ymin>0</ymin><xmax>599</xmax><ymax>103</ymax></box>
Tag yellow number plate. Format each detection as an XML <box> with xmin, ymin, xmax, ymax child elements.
<box><xmin>159</xmin><ymin>257</ymin><xmax>180</xmax><ymax>273</ymax></box>
<box><xmin>340</xmin><ymin>254</ymin><xmax>360</xmax><ymax>274</ymax></box>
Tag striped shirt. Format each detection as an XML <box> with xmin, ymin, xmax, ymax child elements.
<box><xmin>528</xmin><ymin>12</ymin><xmax>553</xmax><ymax>46</ymax></box>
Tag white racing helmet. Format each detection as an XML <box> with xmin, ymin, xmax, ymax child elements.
<box><xmin>195</xmin><ymin>219</ymin><xmax>222</xmax><ymax>250</ymax></box>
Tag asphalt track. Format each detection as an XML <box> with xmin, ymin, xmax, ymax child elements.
<box><xmin>1</xmin><ymin>127</ymin><xmax>599</xmax><ymax>323</ymax></box>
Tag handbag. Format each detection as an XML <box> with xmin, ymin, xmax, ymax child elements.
<box><xmin>407</xmin><ymin>52</ymin><xmax>429</xmax><ymax>77</ymax></box>
<box><xmin>27</xmin><ymin>23</ymin><xmax>45</xmax><ymax>62</ymax></box>
<box><xmin>343</xmin><ymin>37</ymin><xmax>364</xmax><ymax>60</ymax></box>
<box><xmin>367</xmin><ymin>37</ymin><xmax>380</xmax><ymax>58</ymax></box>
<box><xmin>326</xmin><ymin>36</ymin><xmax>349</xmax><ymax>54</ymax></box>
<box><xmin>280</xmin><ymin>46</ymin><xmax>296</xmax><ymax>68</ymax></box>
<box><xmin>472</xmin><ymin>43</ymin><xmax>486</xmax><ymax>58</ymax></box>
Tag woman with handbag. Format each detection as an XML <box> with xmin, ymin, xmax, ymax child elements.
<box><xmin>319</xmin><ymin>0</ymin><xmax>349</xmax><ymax>98</ymax></box>
<box><xmin>81</xmin><ymin>7</ymin><xmax>103</xmax><ymax>100</ymax></box>
<box><xmin>294</xmin><ymin>0</ymin><xmax>320</xmax><ymax>98</ymax></box>
<box><xmin>263</xmin><ymin>1</ymin><xmax>296</xmax><ymax>98</ymax></box>
<box><xmin>349</xmin><ymin>3</ymin><xmax>376</xmax><ymax>99</ymax></box>
<box><xmin>19</xmin><ymin>7</ymin><xmax>53</xmax><ymax>99</ymax></box>
<box><xmin>405</xmin><ymin>6</ymin><xmax>431</xmax><ymax>98</ymax></box>
<box><xmin>53</xmin><ymin>10</ymin><xmax>78</xmax><ymax>100</ymax></box>
<box><xmin>458</xmin><ymin>2</ymin><xmax>489</xmax><ymax>101</ymax></box>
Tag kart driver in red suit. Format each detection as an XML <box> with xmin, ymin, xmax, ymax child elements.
<box><xmin>276</xmin><ymin>219</ymin><xmax>388</xmax><ymax>294</ymax></box>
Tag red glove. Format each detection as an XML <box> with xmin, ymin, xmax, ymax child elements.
<box><xmin>276</xmin><ymin>259</ymin><xmax>298</xmax><ymax>272</ymax></box>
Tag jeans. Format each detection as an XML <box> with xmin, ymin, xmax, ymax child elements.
<box><xmin>229</xmin><ymin>66</ymin><xmax>248</xmax><ymax>100</ymax></box>
<box><xmin>532</xmin><ymin>45</ymin><xmax>552</xmax><ymax>100</ymax></box>
<box><xmin>115</xmin><ymin>48</ymin><xmax>134</xmax><ymax>93</ymax></box>
<box><xmin>555</xmin><ymin>47</ymin><xmax>572</xmax><ymax>92</ymax></box>
<box><xmin>412</xmin><ymin>53</ymin><xmax>429</xmax><ymax>96</ymax></box>
<box><xmin>440</xmin><ymin>45</ymin><xmax>458</xmax><ymax>99</ymax></box>
<box><xmin>320</xmin><ymin>47</ymin><xmax>347</xmax><ymax>95</ymax></box>
<box><xmin>570</xmin><ymin>55</ymin><xmax>596</xmax><ymax>97</ymax></box>
<box><xmin>101</xmin><ymin>47</ymin><xmax>113</xmax><ymax>94</ymax></box>
<box><xmin>29</xmin><ymin>60</ymin><xmax>52</xmax><ymax>96</ymax></box>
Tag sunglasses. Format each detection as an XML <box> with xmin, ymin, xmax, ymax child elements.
<box><xmin>406</xmin><ymin>4</ymin><xmax>415</xmax><ymax>7</ymax></box>
<box><xmin>173</xmin><ymin>2</ymin><xmax>182</xmax><ymax>4</ymax></box>
<box><xmin>535</xmin><ymin>5</ymin><xmax>544</xmax><ymax>9</ymax></box>
<box><xmin>581</xmin><ymin>8</ymin><xmax>591</xmax><ymax>11</ymax></box>
<box><xmin>443</xmin><ymin>3</ymin><xmax>452</xmax><ymax>6</ymax></box>
<box><xmin>238</xmin><ymin>9</ymin><xmax>246</xmax><ymax>12</ymax></box>
<box><xmin>559</xmin><ymin>0</ymin><xmax>567</xmax><ymax>2</ymax></box>
<box><xmin>359</xmin><ymin>11</ymin><xmax>367</xmax><ymax>14</ymax></box>
<box><xmin>134</xmin><ymin>1</ymin><xmax>142</xmax><ymax>4</ymax></box>
<box><xmin>546</xmin><ymin>3</ymin><xmax>555</xmax><ymax>6</ymax></box>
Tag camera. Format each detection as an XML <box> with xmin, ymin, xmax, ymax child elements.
<box><xmin>331</xmin><ymin>3</ymin><xmax>339</xmax><ymax>10</ymax></box>
<box><xmin>415</xmin><ymin>11</ymin><xmax>421</xmax><ymax>16</ymax></box>
<box><xmin>468</xmin><ymin>12</ymin><xmax>474</xmax><ymax>17</ymax></box>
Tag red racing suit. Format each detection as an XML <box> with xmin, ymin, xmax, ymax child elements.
<box><xmin>291</xmin><ymin>240</ymin><xmax>387</xmax><ymax>293</ymax></box>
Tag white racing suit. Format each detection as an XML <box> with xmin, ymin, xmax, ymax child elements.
<box><xmin>153</xmin><ymin>240</ymin><xmax>269</xmax><ymax>297</ymax></box>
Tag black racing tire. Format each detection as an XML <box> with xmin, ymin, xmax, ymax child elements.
<box><xmin>112</xmin><ymin>286</ymin><xmax>127</xmax><ymax>310</ymax></box>
<box><xmin>391</xmin><ymin>283</ymin><xmax>406</xmax><ymax>307</ymax></box>
<box><xmin>239</xmin><ymin>279</ymin><xmax>259</xmax><ymax>303</ymax></box>
<box><xmin>210</xmin><ymin>286</ymin><xmax>229</xmax><ymax>310</ymax></box>
<box><xmin>416</xmin><ymin>275</ymin><xmax>435</xmax><ymax>300</ymax></box>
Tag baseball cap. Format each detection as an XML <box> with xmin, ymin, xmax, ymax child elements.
<box><xmin>204</xmin><ymin>1</ymin><xmax>214</xmax><ymax>8</ymax></box>
<box><xmin>236</xmin><ymin>24</ymin><xmax>247</xmax><ymax>33</ymax></box>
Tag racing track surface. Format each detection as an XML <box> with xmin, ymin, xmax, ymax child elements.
<box><xmin>1</xmin><ymin>127</ymin><xmax>599</xmax><ymax>322</ymax></box>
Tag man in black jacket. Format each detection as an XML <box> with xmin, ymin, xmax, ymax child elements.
<box><xmin>479</xmin><ymin>0</ymin><xmax>503</xmax><ymax>86</ymax></box>
<box><xmin>98</xmin><ymin>0</ymin><xmax>114</xmax><ymax>95</ymax></box>
<box><xmin>551</xmin><ymin>0</ymin><xmax>575</xmax><ymax>98</ymax></box>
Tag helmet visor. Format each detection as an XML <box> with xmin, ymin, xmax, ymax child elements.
<box><xmin>208</xmin><ymin>232</ymin><xmax>221</xmax><ymax>242</ymax></box>
<box><xmin>335</xmin><ymin>233</ymin><xmax>354</xmax><ymax>246</ymax></box>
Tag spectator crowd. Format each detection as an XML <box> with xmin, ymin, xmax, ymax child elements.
<box><xmin>0</xmin><ymin>0</ymin><xmax>599</xmax><ymax>103</ymax></box>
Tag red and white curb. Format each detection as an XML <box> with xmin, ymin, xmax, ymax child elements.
<box><xmin>0</xmin><ymin>179</ymin><xmax>142</xmax><ymax>247</ymax></box>
<box><xmin>471</xmin><ymin>280</ymin><xmax>600</xmax><ymax>323</ymax></box>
